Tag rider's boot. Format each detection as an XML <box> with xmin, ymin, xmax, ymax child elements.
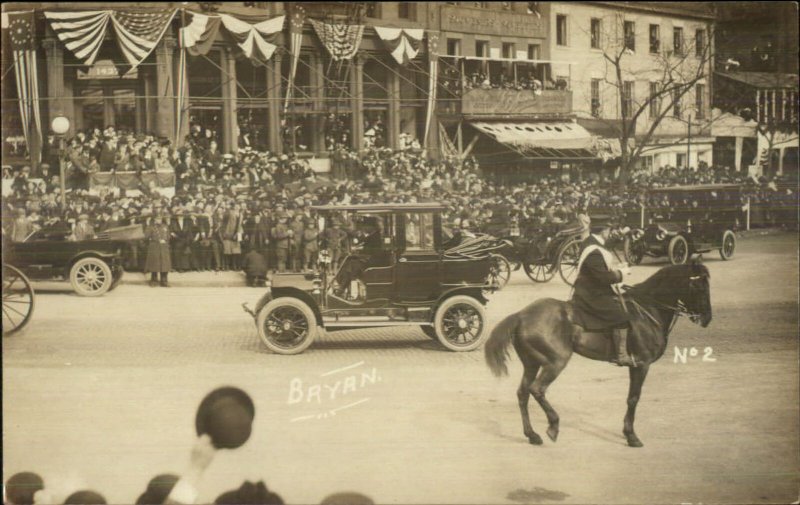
<box><xmin>612</xmin><ymin>328</ymin><xmax>637</xmax><ymax>367</ymax></box>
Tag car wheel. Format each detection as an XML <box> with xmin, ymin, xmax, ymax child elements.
<box><xmin>623</xmin><ymin>235</ymin><xmax>644</xmax><ymax>265</ymax></box>
<box><xmin>420</xmin><ymin>325</ymin><xmax>438</xmax><ymax>340</ymax></box>
<box><xmin>256</xmin><ymin>297</ymin><xmax>318</xmax><ymax>355</ymax></box>
<box><xmin>487</xmin><ymin>254</ymin><xmax>511</xmax><ymax>289</ymax></box>
<box><xmin>557</xmin><ymin>239</ymin><xmax>582</xmax><ymax>286</ymax></box>
<box><xmin>668</xmin><ymin>235</ymin><xmax>689</xmax><ymax>265</ymax></box>
<box><xmin>434</xmin><ymin>295</ymin><xmax>487</xmax><ymax>352</ymax></box>
<box><xmin>719</xmin><ymin>230</ymin><xmax>736</xmax><ymax>260</ymax></box>
<box><xmin>70</xmin><ymin>258</ymin><xmax>113</xmax><ymax>297</ymax></box>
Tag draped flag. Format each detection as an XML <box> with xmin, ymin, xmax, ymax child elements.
<box><xmin>424</xmin><ymin>32</ymin><xmax>440</xmax><ymax>149</ymax></box>
<box><xmin>285</xmin><ymin>4</ymin><xmax>306</xmax><ymax>112</ymax></box>
<box><xmin>374</xmin><ymin>27</ymin><xmax>424</xmax><ymax>65</ymax></box>
<box><xmin>2</xmin><ymin>10</ymin><xmax>42</xmax><ymax>164</ymax></box>
<box><xmin>44</xmin><ymin>10</ymin><xmax>111</xmax><ymax>67</ymax></box>
<box><xmin>309</xmin><ymin>19</ymin><xmax>364</xmax><ymax>61</ymax></box>
<box><xmin>178</xmin><ymin>11</ymin><xmax>222</xmax><ymax>56</ymax></box>
<box><xmin>110</xmin><ymin>9</ymin><xmax>177</xmax><ymax>70</ymax></box>
<box><xmin>219</xmin><ymin>14</ymin><xmax>284</xmax><ymax>63</ymax></box>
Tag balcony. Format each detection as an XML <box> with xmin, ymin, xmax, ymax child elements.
<box><xmin>459</xmin><ymin>88</ymin><xmax>573</xmax><ymax>117</ymax></box>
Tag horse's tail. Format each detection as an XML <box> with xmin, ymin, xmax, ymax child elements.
<box><xmin>484</xmin><ymin>312</ymin><xmax>520</xmax><ymax>377</ymax></box>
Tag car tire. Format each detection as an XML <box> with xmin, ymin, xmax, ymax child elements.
<box><xmin>70</xmin><ymin>257</ymin><xmax>113</xmax><ymax>297</ymax></box>
<box><xmin>719</xmin><ymin>230</ymin><xmax>736</xmax><ymax>260</ymax></box>
<box><xmin>668</xmin><ymin>235</ymin><xmax>689</xmax><ymax>265</ymax></box>
<box><xmin>256</xmin><ymin>297</ymin><xmax>318</xmax><ymax>355</ymax></box>
<box><xmin>434</xmin><ymin>295</ymin><xmax>487</xmax><ymax>352</ymax></box>
<box><xmin>623</xmin><ymin>235</ymin><xmax>644</xmax><ymax>265</ymax></box>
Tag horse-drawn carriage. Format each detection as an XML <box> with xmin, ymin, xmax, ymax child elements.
<box><xmin>243</xmin><ymin>203</ymin><xmax>499</xmax><ymax>354</ymax></box>
<box><xmin>623</xmin><ymin>184</ymin><xmax>741</xmax><ymax>265</ymax></box>
<box><xmin>2</xmin><ymin>264</ymin><xmax>35</xmax><ymax>335</ymax></box>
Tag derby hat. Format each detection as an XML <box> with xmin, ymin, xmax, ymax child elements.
<box><xmin>195</xmin><ymin>387</ymin><xmax>255</xmax><ymax>449</ymax></box>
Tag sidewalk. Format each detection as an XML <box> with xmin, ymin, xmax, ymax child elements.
<box><xmin>123</xmin><ymin>270</ymin><xmax>250</xmax><ymax>288</ymax></box>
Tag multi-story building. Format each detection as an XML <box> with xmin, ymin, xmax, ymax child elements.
<box><xmin>546</xmin><ymin>1</ymin><xmax>716</xmax><ymax>171</ymax></box>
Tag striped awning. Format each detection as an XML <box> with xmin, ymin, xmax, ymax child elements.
<box><xmin>470</xmin><ymin>121</ymin><xmax>597</xmax><ymax>159</ymax></box>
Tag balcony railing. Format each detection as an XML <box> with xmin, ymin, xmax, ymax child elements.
<box><xmin>458</xmin><ymin>88</ymin><xmax>573</xmax><ymax>116</ymax></box>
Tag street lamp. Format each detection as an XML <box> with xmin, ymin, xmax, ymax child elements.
<box><xmin>51</xmin><ymin>116</ymin><xmax>70</xmax><ymax>210</ymax></box>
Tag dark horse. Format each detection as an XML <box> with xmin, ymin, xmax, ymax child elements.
<box><xmin>485</xmin><ymin>262</ymin><xmax>712</xmax><ymax>448</ymax></box>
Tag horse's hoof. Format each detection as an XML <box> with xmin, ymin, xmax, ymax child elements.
<box><xmin>547</xmin><ymin>427</ymin><xmax>559</xmax><ymax>442</ymax></box>
<box><xmin>626</xmin><ymin>436</ymin><xmax>644</xmax><ymax>448</ymax></box>
<box><xmin>528</xmin><ymin>434</ymin><xmax>543</xmax><ymax>445</ymax></box>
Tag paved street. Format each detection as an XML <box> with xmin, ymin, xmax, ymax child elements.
<box><xmin>3</xmin><ymin>232</ymin><xmax>799</xmax><ymax>505</ymax></box>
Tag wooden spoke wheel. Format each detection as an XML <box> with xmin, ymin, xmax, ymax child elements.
<box><xmin>719</xmin><ymin>230</ymin><xmax>736</xmax><ymax>260</ymax></box>
<box><xmin>623</xmin><ymin>235</ymin><xmax>644</xmax><ymax>265</ymax></box>
<box><xmin>434</xmin><ymin>295</ymin><xmax>487</xmax><ymax>352</ymax></box>
<box><xmin>256</xmin><ymin>297</ymin><xmax>318</xmax><ymax>355</ymax></box>
<box><xmin>3</xmin><ymin>264</ymin><xmax>35</xmax><ymax>336</ymax></box>
<box><xmin>523</xmin><ymin>258</ymin><xmax>556</xmax><ymax>283</ymax></box>
<box><xmin>557</xmin><ymin>239</ymin><xmax>582</xmax><ymax>286</ymax></box>
<box><xmin>487</xmin><ymin>254</ymin><xmax>512</xmax><ymax>289</ymax></box>
<box><xmin>70</xmin><ymin>257</ymin><xmax>113</xmax><ymax>297</ymax></box>
<box><xmin>668</xmin><ymin>235</ymin><xmax>689</xmax><ymax>265</ymax></box>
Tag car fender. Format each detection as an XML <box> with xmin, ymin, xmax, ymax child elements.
<box><xmin>254</xmin><ymin>287</ymin><xmax>324</xmax><ymax>326</ymax></box>
<box><xmin>434</xmin><ymin>286</ymin><xmax>488</xmax><ymax>313</ymax></box>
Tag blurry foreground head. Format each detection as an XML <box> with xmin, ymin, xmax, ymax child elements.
<box><xmin>319</xmin><ymin>492</ymin><xmax>375</xmax><ymax>505</ymax></box>
<box><xmin>4</xmin><ymin>472</ymin><xmax>44</xmax><ymax>505</ymax></box>
<box><xmin>135</xmin><ymin>474</ymin><xmax>179</xmax><ymax>505</ymax></box>
<box><xmin>214</xmin><ymin>481</ymin><xmax>283</xmax><ymax>505</ymax></box>
<box><xmin>195</xmin><ymin>387</ymin><xmax>255</xmax><ymax>449</ymax></box>
<box><xmin>63</xmin><ymin>490</ymin><xmax>106</xmax><ymax>504</ymax></box>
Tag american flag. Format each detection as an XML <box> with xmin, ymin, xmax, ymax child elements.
<box><xmin>2</xmin><ymin>10</ymin><xmax>42</xmax><ymax>163</ymax></box>
<box><xmin>111</xmin><ymin>9</ymin><xmax>177</xmax><ymax>69</ymax></box>
<box><xmin>285</xmin><ymin>4</ymin><xmax>306</xmax><ymax>112</ymax></box>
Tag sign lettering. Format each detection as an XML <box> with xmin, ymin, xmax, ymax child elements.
<box><xmin>461</xmin><ymin>89</ymin><xmax>572</xmax><ymax>116</ymax></box>
<box><xmin>440</xmin><ymin>5</ymin><xmax>546</xmax><ymax>38</ymax></box>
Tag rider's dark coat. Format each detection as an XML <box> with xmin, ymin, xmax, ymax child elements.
<box><xmin>571</xmin><ymin>235</ymin><xmax>631</xmax><ymax>331</ymax></box>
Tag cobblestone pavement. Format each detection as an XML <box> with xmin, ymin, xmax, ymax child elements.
<box><xmin>3</xmin><ymin>233</ymin><xmax>799</xmax><ymax>504</ymax></box>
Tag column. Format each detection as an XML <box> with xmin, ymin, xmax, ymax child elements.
<box><xmin>310</xmin><ymin>53</ymin><xmax>325</xmax><ymax>153</ymax></box>
<box><xmin>350</xmin><ymin>55</ymin><xmax>364</xmax><ymax>151</ymax></box>
<box><xmin>734</xmin><ymin>135</ymin><xmax>743</xmax><ymax>172</ymax></box>
<box><xmin>221</xmin><ymin>47</ymin><xmax>238</xmax><ymax>154</ymax></box>
<box><xmin>387</xmin><ymin>65</ymin><xmax>401</xmax><ymax>150</ymax></box>
<box><xmin>155</xmin><ymin>34</ymin><xmax>176</xmax><ymax>141</ymax></box>
<box><xmin>266</xmin><ymin>53</ymin><xmax>283</xmax><ymax>154</ymax></box>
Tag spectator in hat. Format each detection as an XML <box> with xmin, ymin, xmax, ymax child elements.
<box><xmin>171</xmin><ymin>208</ymin><xmax>196</xmax><ymax>272</ymax></box>
<box><xmin>64</xmin><ymin>490</ymin><xmax>107</xmax><ymax>504</ymax></box>
<box><xmin>73</xmin><ymin>213</ymin><xmax>95</xmax><ymax>241</ymax></box>
<box><xmin>242</xmin><ymin>247</ymin><xmax>268</xmax><ymax>287</ymax></box>
<box><xmin>145</xmin><ymin>211</ymin><xmax>172</xmax><ymax>287</ymax></box>
<box><xmin>10</xmin><ymin>208</ymin><xmax>33</xmax><ymax>242</ymax></box>
<box><xmin>302</xmin><ymin>219</ymin><xmax>320</xmax><ymax>271</ymax></box>
<box><xmin>221</xmin><ymin>205</ymin><xmax>243</xmax><ymax>271</ymax></box>
<box><xmin>214</xmin><ymin>481</ymin><xmax>283</xmax><ymax>505</ymax></box>
<box><xmin>289</xmin><ymin>213</ymin><xmax>305</xmax><ymax>272</ymax></box>
<box><xmin>245</xmin><ymin>207</ymin><xmax>271</xmax><ymax>263</ymax></box>
<box><xmin>271</xmin><ymin>212</ymin><xmax>291</xmax><ymax>272</ymax></box>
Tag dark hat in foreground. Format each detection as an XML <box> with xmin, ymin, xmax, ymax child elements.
<box><xmin>214</xmin><ymin>481</ymin><xmax>283</xmax><ymax>505</ymax></box>
<box><xmin>589</xmin><ymin>214</ymin><xmax>614</xmax><ymax>234</ymax></box>
<box><xmin>135</xmin><ymin>474</ymin><xmax>180</xmax><ymax>505</ymax></box>
<box><xmin>5</xmin><ymin>472</ymin><xmax>44</xmax><ymax>505</ymax></box>
<box><xmin>195</xmin><ymin>386</ymin><xmax>255</xmax><ymax>449</ymax></box>
<box><xmin>64</xmin><ymin>490</ymin><xmax>107</xmax><ymax>504</ymax></box>
<box><xmin>320</xmin><ymin>492</ymin><xmax>375</xmax><ymax>505</ymax></box>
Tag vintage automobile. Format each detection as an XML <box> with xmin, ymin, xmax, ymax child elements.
<box><xmin>3</xmin><ymin>227</ymin><xmax>125</xmax><ymax>297</ymax></box>
<box><xmin>243</xmin><ymin>203</ymin><xmax>497</xmax><ymax>355</ymax></box>
<box><xmin>623</xmin><ymin>184</ymin><xmax>740</xmax><ymax>265</ymax></box>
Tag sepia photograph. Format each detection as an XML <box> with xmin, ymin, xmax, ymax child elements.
<box><xmin>2</xmin><ymin>2</ymin><xmax>798</xmax><ymax>504</ymax></box>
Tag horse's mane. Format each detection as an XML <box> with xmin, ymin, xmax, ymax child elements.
<box><xmin>626</xmin><ymin>263</ymin><xmax>710</xmax><ymax>300</ymax></box>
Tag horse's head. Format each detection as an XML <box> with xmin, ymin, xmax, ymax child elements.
<box><xmin>682</xmin><ymin>259</ymin><xmax>712</xmax><ymax>327</ymax></box>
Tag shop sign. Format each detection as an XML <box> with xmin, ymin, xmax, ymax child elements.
<box><xmin>462</xmin><ymin>89</ymin><xmax>572</xmax><ymax>116</ymax></box>
<box><xmin>77</xmin><ymin>60</ymin><xmax>137</xmax><ymax>80</ymax></box>
<box><xmin>440</xmin><ymin>5</ymin><xmax>546</xmax><ymax>38</ymax></box>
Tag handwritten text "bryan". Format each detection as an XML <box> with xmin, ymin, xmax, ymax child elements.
<box><xmin>288</xmin><ymin>367</ymin><xmax>381</xmax><ymax>404</ymax></box>
<box><xmin>674</xmin><ymin>346</ymin><xmax>716</xmax><ymax>364</ymax></box>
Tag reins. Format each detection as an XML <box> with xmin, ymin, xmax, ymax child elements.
<box><xmin>622</xmin><ymin>286</ymin><xmax>697</xmax><ymax>336</ymax></box>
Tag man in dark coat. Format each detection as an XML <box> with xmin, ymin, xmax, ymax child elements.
<box><xmin>170</xmin><ymin>209</ymin><xmax>195</xmax><ymax>272</ymax></box>
<box><xmin>571</xmin><ymin>220</ymin><xmax>635</xmax><ymax>366</ymax></box>
<box><xmin>145</xmin><ymin>212</ymin><xmax>172</xmax><ymax>287</ymax></box>
<box><xmin>242</xmin><ymin>248</ymin><xmax>268</xmax><ymax>287</ymax></box>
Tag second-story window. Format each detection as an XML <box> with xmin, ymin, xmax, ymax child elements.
<box><xmin>695</xmin><ymin>83</ymin><xmax>705</xmax><ymax>119</ymax></box>
<box><xmin>695</xmin><ymin>29</ymin><xmax>706</xmax><ymax>57</ymax></box>
<box><xmin>624</xmin><ymin>21</ymin><xmax>636</xmax><ymax>52</ymax></box>
<box><xmin>557</xmin><ymin>15</ymin><xmax>568</xmax><ymax>46</ymax></box>
<box><xmin>673</xmin><ymin>27</ymin><xmax>684</xmax><ymax>56</ymax></box>
<box><xmin>649</xmin><ymin>81</ymin><xmax>661</xmax><ymax>118</ymax></box>
<box><xmin>622</xmin><ymin>80</ymin><xmax>634</xmax><ymax>118</ymax></box>
<box><xmin>591</xmin><ymin>78</ymin><xmax>602</xmax><ymax>117</ymax></box>
<box><xmin>673</xmin><ymin>88</ymin><xmax>682</xmax><ymax>118</ymax></box>
<box><xmin>398</xmin><ymin>2</ymin><xmax>416</xmax><ymax>20</ymax></box>
<box><xmin>527</xmin><ymin>43</ymin><xmax>541</xmax><ymax>60</ymax></box>
<box><xmin>502</xmin><ymin>43</ymin><xmax>516</xmax><ymax>59</ymax></box>
<box><xmin>447</xmin><ymin>38</ymin><xmax>461</xmax><ymax>56</ymax></box>
<box><xmin>476</xmin><ymin>40</ymin><xmax>489</xmax><ymax>58</ymax></box>
<box><xmin>590</xmin><ymin>18</ymin><xmax>601</xmax><ymax>49</ymax></box>
<box><xmin>649</xmin><ymin>24</ymin><xmax>660</xmax><ymax>54</ymax></box>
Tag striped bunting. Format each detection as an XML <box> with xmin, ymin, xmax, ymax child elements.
<box><xmin>110</xmin><ymin>9</ymin><xmax>177</xmax><ymax>69</ymax></box>
<box><xmin>44</xmin><ymin>10</ymin><xmax>110</xmax><ymax>66</ymax></box>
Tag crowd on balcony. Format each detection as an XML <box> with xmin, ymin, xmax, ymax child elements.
<box><xmin>3</xmin><ymin>121</ymin><xmax>797</xmax><ymax>281</ymax></box>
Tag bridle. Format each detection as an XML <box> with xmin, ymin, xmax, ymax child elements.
<box><xmin>623</xmin><ymin>275</ymin><xmax>708</xmax><ymax>334</ymax></box>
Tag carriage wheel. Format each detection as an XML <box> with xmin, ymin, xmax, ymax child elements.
<box><xmin>623</xmin><ymin>235</ymin><xmax>644</xmax><ymax>265</ymax></box>
<box><xmin>668</xmin><ymin>235</ymin><xmax>689</xmax><ymax>265</ymax></box>
<box><xmin>434</xmin><ymin>296</ymin><xmax>487</xmax><ymax>352</ymax></box>
<box><xmin>719</xmin><ymin>230</ymin><xmax>736</xmax><ymax>260</ymax></box>
<box><xmin>557</xmin><ymin>239</ymin><xmax>582</xmax><ymax>286</ymax></box>
<box><xmin>487</xmin><ymin>254</ymin><xmax>511</xmax><ymax>289</ymax></box>
<box><xmin>3</xmin><ymin>265</ymin><xmax>35</xmax><ymax>336</ymax></box>
<box><xmin>523</xmin><ymin>258</ymin><xmax>555</xmax><ymax>283</ymax></box>
<box><xmin>256</xmin><ymin>297</ymin><xmax>318</xmax><ymax>355</ymax></box>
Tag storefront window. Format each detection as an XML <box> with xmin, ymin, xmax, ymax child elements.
<box><xmin>324</xmin><ymin>113</ymin><xmax>351</xmax><ymax>151</ymax></box>
<box><xmin>364</xmin><ymin>110</ymin><xmax>387</xmax><ymax>148</ymax></box>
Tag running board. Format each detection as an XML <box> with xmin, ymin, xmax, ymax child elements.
<box><xmin>323</xmin><ymin>320</ymin><xmax>433</xmax><ymax>327</ymax></box>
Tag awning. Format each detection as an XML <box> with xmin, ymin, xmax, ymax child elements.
<box><xmin>470</xmin><ymin>121</ymin><xmax>619</xmax><ymax>160</ymax></box>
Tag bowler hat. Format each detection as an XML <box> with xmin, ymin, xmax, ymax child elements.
<box><xmin>64</xmin><ymin>490</ymin><xmax>107</xmax><ymax>504</ymax></box>
<box><xmin>5</xmin><ymin>472</ymin><xmax>44</xmax><ymax>505</ymax></box>
<box><xmin>195</xmin><ymin>387</ymin><xmax>255</xmax><ymax>449</ymax></box>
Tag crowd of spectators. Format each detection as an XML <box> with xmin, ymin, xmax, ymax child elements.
<box><xmin>2</xmin><ymin>124</ymin><xmax>797</xmax><ymax>281</ymax></box>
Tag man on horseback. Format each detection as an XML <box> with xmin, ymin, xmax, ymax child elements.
<box><xmin>571</xmin><ymin>220</ymin><xmax>636</xmax><ymax>367</ymax></box>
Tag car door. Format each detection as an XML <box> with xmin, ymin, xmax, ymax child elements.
<box><xmin>395</xmin><ymin>212</ymin><xmax>440</xmax><ymax>302</ymax></box>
